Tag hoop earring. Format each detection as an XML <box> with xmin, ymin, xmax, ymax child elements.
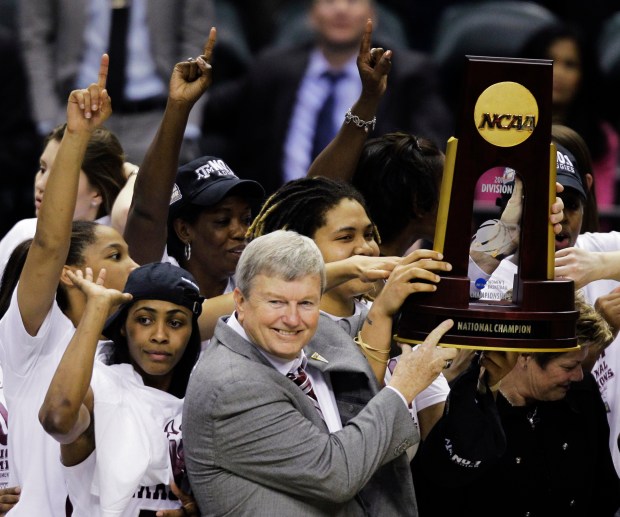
<box><xmin>184</xmin><ymin>241</ymin><xmax>192</xmax><ymax>261</ymax></box>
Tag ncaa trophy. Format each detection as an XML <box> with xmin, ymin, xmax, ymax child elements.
<box><xmin>394</xmin><ymin>56</ymin><xmax>578</xmax><ymax>351</ymax></box>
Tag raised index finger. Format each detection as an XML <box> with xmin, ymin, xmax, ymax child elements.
<box><xmin>98</xmin><ymin>53</ymin><xmax>109</xmax><ymax>90</ymax></box>
<box><xmin>420</xmin><ymin>319</ymin><xmax>454</xmax><ymax>348</ymax></box>
<box><xmin>202</xmin><ymin>27</ymin><xmax>217</xmax><ymax>63</ymax></box>
<box><xmin>359</xmin><ymin>18</ymin><xmax>372</xmax><ymax>56</ymax></box>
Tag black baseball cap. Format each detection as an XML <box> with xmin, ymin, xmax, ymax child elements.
<box><xmin>556</xmin><ymin>143</ymin><xmax>587</xmax><ymax>200</ymax></box>
<box><xmin>169</xmin><ymin>156</ymin><xmax>265</xmax><ymax>218</ymax></box>
<box><xmin>103</xmin><ymin>262</ymin><xmax>204</xmax><ymax>343</ymax></box>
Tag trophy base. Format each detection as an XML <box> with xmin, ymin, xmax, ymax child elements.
<box><xmin>395</xmin><ymin>276</ymin><xmax>579</xmax><ymax>352</ymax></box>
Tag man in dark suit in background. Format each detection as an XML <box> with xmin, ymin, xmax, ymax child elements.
<box><xmin>201</xmin><ymin>0</ymin><xmax>452</xmax><ymax>195</ymax></box>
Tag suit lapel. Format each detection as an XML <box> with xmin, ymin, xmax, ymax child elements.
<box><xmin>213</xmin><ymin>319</ymin><xmax>330</xmax><ymax>431</ymax></box>
<box><xmin>305</xmin><ymin>316</ymin><xmax>380</xmax><ymax>425</ymax></box>
<box><xmin>305</xmin><ymin>315</ymin><xmax>375</xmax><ymax>378</ymax></box>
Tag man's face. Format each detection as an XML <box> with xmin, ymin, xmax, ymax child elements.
<box><xmin>311</xmin><ymin>0</ymin><xmax>373</xmax><ymax>51</ymax></box>
<box><xmin>234</xmin><ymin>274</ymin><xmax>322</xmax><ymax>360</ymax></box>
<box><xmin>554</xmin><ymin>188</ymin><xmax>584</xmax><ymax>251</ymax></box>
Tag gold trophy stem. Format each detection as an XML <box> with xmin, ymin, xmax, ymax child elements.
<box><xmin>433</xmin><ymin>137</ymin><xmax>458</xmax><ymax>255</ymax></box>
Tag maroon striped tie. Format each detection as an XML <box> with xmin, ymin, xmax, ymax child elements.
<box><xmin>287</xmin><ymin>366</ymin><xmax>325</xmax><ymax>421</ymax></box>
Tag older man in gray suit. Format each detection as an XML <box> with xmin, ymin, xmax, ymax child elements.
<box><xmin>183</xmin><ymin>230</ymin><xmax>456</xmax><ymax>516</ymax></box>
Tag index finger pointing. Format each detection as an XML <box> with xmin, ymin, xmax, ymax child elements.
<box><xmin>98</xmin><ymin>54</ymin><xmax>109</xmax><ymax>90</ymax></box>
<box><xmin>359</xmin><ymin>18</ymin><xmax>372</xmax><ymax>56</ymax></box>
<box><xmin>202</xmin><ymin>27</ymin><xmax>217</xmax><ymax>63</ymax></box>
<box><xmin>420</xmin><ymin>319</ymin><xmax>454</xmax><ymax>348</ymax></box>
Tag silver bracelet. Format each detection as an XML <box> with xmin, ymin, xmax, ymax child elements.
<box><xmin>344</xmin><ymin>108</ymin><xmax>376</xmax><ymax>133</ymax></box>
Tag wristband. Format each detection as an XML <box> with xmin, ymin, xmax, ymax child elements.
<box><xmin>354</xmin><ymin>331</ymin><xmax>389</xmax><ymax>364</ymax></box>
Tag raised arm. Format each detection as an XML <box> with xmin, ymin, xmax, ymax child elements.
<box><xmin>124</xmin><ymin>29</ymin><xmax>216</xmax><ymax>265</ymax></box>
<box><xmin>556</xmin><ymin>248</ymin><xmax>620</xmax><ymax>289</ymax></box>
<box><xmin>17</xmin><ymin>55</ymin><xmax>112</xmax><ymax>336</ymax></box>
<box><xmin>306</xmin><ymin>19</ymin><xmax>391</xmax><ymax>181</ymax></box>
<box><xmin>109</xmin><ymin>162</ymin><xmax>139</xmax><ymax>235</ymax></box>
<box><xmin>39</xmin><ymin>268</ymin><xmax>131</xmax><ymax>463</ymax></box>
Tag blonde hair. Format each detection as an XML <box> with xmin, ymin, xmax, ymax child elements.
<box><xmin>574</xmin><ymin>290</ymin><xmax>613</xmax><ymax>350</ymax></box>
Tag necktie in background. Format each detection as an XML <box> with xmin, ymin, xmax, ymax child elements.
<box><xmin>287</xmin><ymin>365</ymin><xmax>325</xmax><ymax>421</ymax></box>
<box><xmin>311</xmin><ymin>71</ymin><xmax>345</xmax><ymax>160</ymax></box>
<box><xmin>107</xmin><ymin>0</ymin><xmax>130</xmax><ymax>104</ymax></box>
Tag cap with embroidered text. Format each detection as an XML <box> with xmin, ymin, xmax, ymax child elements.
<box><xmin>103</xmin><ymin>262</ymin><xmax>204</xmax><ymax>343</ymax></box>
<box><xmin>555</xmin><ymin>143</ymin><xmax>587</xmax><ymax>200</ymax></box>
<box><xmin>169</xmin><ymin>156</ymin><xmax>265</xmax><ymax>218</ymax></box>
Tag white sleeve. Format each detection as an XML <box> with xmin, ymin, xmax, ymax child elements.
<box><xmin>469</xmin><ymin>255</ymin><xmax>492</xmax><ymax>299</ymax></box>
<box><xmin>0</xmin><ymin>287</ymin><xmax>74</xmax><ymax>376</ymax></box>
<box><xmin>577</xmin><ymin>232</ymin><xmax>620</xmax><ymax>252</ymax></box>
<box><xmin>0</xmin><ymin>219</ymin><xmax>36</xmax><ymax>281</ymax></box>
<box><xmin>413</xmin><ymin>373</ymin><xmax>449</xmax><ymax>412</ymax></box>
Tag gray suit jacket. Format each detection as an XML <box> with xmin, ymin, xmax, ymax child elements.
<box><xmin>184</xmin><ymin>315</ymin><xmax>419</xmax><ymax>516</ymax></box>
<box><xmin>18</xmin><ymin>0</ymin><xmax>213</xmax><ymax>129</ymax></box>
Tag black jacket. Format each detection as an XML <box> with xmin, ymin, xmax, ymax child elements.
<box><xmin>414</xmin><ymin>365</ymin><xmax>620</xmax><ymax>517</ymax></box>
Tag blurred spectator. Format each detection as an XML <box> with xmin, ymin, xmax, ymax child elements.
<box><xmin>534</xmin><ymin>0</ymin><xmax>618</xmax><ymax>47</ymax></box>
<box><xmin>201</xmin><ymin>0</ymin><xmax>452</xmax><ymax>195</ymax></box>
<box><xmin>17</xmin><ymin>0</ymin><xmax>214</xmax><ymax>165</ymax></box>
<box><xmin>520</xmin><ymin>22</ymin><xmax>619</xmax><ymax>209</ymax></box>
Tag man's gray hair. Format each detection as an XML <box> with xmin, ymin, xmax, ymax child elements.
<box><xmin>236</xmin><ymin>230</ymin><xmax>326</xmax><ymax>296</ymax></box>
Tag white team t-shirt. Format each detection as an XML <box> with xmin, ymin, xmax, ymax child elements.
<box><xmin>64</xmin><ymin>363</ymin><xmax>184</xmax><ymax>516</ymax></box>
<box><xmin>0</xmin><ymin>289</ymin><xmax>74</xmax><ymax>516</ymax></box>
<box><xmin>0</xmin><ymin>218</ymin><xmax>37</xmax><ymax>280</ymax></box>
<box><xmin>573</xmin><ymin>232</ymin><xmax>620</xmax><ymax>478</ymax></box>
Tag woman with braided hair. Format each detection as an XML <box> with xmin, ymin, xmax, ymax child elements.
<box><xmin>249</xmin><ymin>177</ymin><xmax>381</xmax><ymax>319</ymax></box>
<box><xmin>248</xmin><ymin>175</ymin><xmax>453</xmax><ymax>443</ymax></box>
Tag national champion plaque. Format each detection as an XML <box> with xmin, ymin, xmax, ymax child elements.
<box><xmin>394</xmin><ymin>56</ymin><xmax>578</xmax><ymax>352</ymax></box>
